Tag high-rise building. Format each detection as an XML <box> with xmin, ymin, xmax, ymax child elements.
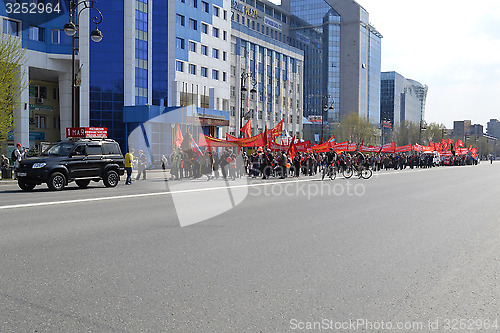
<box><xmin>380</xmin><ymin>71</ymin><xmax>427</xmax><ymax>129</ymax></box>
<box><xmin>284</xmin><ymin>0</ymin><xmax>382</xmax><ymax>124</ymax></box>
<box><xmin>229</xmin><ymin>0</ymin><xmax>304</xmax><ymax>137</ymax></box>
<box><xmin>487</xmin><ymin>119</ymin><xmax>500</xmax><ymax>139</ymax></box>
<box><xmin>1</xmin><ymin>1</ymin><xmax>73</xmax><ymax>150</ymax></box>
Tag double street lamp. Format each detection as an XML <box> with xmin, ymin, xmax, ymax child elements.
<box><xmin>239</xmin><ymin>72</ymin><xmax>257</xmax><ymax>137</ymax></box>
<box><xmin>63</xmin><ymin>0</ymin><xmax>103</xmax><ymax>128</ymax></box>
<box><xmin>321</xmin><ymin>95</ymin><xmax>334</xmax><ymax>143</ymax></box>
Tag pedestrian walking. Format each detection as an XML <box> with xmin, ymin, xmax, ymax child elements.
<box><xmin>124</xmin><ymin>148</ymin><xmax>134</xmax><ymax>185</ymax></box>
<box><xmin>135</xmin><ymin>149</ymin><xmax>147</xmax><ymax>180</ymax></box>
<box><xmin>12</xmin><ymin>143</ymin><xmax>25</xmax><ymax>180</ymax></box>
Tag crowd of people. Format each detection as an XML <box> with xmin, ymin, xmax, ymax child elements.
<box><xmin>151</xmin><ymin>147</ymin><xmax>479</xmax><ymax>182</ymax></box>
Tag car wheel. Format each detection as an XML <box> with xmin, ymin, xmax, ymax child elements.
<box><xmin>75</xmin><ymin>179</ymin><xmax>91</xmax><ymax>189</ymax></box>
<box><xmin>18</xmin><ymin>180</ymin><xmax>36</xmax><ymax>191</ymax></box>
<box><xmin>47</xmin><ymin>172</ymin><xmax>66</xmax><ymax>191</ymax></box>
<box><xmin>103</xmin><ymin>170</ymin><xmax>119</xmax><ymax>187</ymax></box>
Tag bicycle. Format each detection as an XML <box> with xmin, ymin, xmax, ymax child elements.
<box><xmin>343</xmin><ymin>163</ymin><xmax>372</xmax><ymax>179</ymax></box>
<box><xmin>321</xmin><ymin>162</ymin><xmax>337</xmax><ymax>180</ymax></box>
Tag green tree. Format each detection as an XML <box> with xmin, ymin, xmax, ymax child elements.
<box><xmin>422</xmin><ymin>122</ymin><xmax>447</xmax><ymax>145</ymax></box>
<box><xmin>336</xmin><ymin>113</ymin><xmax>378</xmax><ymax>145</ymax></box>
<box><xmin>392</xmin><ymin>120</ymin><xmax>419</xmax><ymax>146</ymax></box>
<box><xmin>0</xmin><ymin>33</ymin><xmax>27</xmax><ymax>155</ymax></box>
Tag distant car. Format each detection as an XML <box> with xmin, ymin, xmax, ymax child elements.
<box><xmin>16</xmin><ymin>139</ymin><xmax>125</xmax><ymax>191</ymax></box>
<box><xmin>422</xmin><ymin>151</ymin><xmax>440</xmax><ymax>166</ymax></box>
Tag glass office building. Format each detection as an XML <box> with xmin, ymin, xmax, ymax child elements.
<box><xmin>286</xmin><ymin>0</ymin><xmax>382</xmax><ymax>124</ymax></box>
<box><xmin>380</xmin><ymin>71</ymin><xmax>427</xmax><ymax>129</ymax></box>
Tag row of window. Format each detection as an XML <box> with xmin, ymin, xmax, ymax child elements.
<box><xmin>2</xmin><ymin>18</ymin><xmax>62</xmax><ymax>44</ymax></box>
<box><xmin>31</xmin><ymin>115</ymin><xmax>61</xmax><ymax>130</ymax></box>
<box><xmin>177</xmin><ymin>0</ymin><xmax>228</xmax><ymax>21</ymax></box>
<box><xmin>185</xmin><ymin>40</ymin><xmax>228</xmax><ymax>61</ymax></box>
<box><xmin>176</xmin><ymin>14</ymin><xmax>228</xmax><ymax>40</ymax></box>
<box><xmin>176</xmin><ymin>61</ymin><xmax>227</xmax><ymax>82</ymax></box>
<box><xmin>30</xmin><ymin>85</ymin><xmax>59</xmax><ymax>100</ymax></box>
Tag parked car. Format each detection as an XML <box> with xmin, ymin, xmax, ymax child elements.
<box><xmin>16</xmin><ymin>139</ymin><xmax>125</xmax><ymax>191</ymax></box>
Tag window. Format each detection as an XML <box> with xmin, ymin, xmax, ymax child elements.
<box><xmin>53</xmin><ymin>116</ymin><xmax>60</xmax><ymax>130</ymax></box>
<box><xmin>213</xmin><ymin>27</ymin><xmax>219</xmax><ymax>38</ymax></box>
<box><xmin>189</xmin><ymin>41</ymin><xmax>197</xmax><ymax>52</ymax></box>
<box><xmin>29</xmin><ymin>25</ymin><xmax>45</xmax><ymax>41</ymax></box>
<box><xmin>230</xmin><ymin>65</ymin><xmax>236</xmax><ymax>76</ymax></box>
<box><xmin>51</xmin><ymin>29</ymin><xmax>60</xmax><ymax>44</ymax></box>
<box><xmin>30</xmin><ymin>85</ymin><xmax>48</xmax><ymax>99</ymax></box>
<box><xmin>176</xmin><ymin>61</ymin><xmax>184</xmax><ymax>72</ymax></box>
<box><xmin>201</xmin><ymin>67</ymin><xmax>208</xmax><ymax>77</ymax></box>
<box><xmin>52</xmin><ymin>88</ymin><xmax>59</xmax><ymax>100</ymax></box>
<box><xmin>102</xmin><ymin>143</ymin><xmax>121</xmax><ymax>155</ymax></box>
<box><xmin>189</xmin><ymin>18</ymin><xmax>197</xmax><ymax>30</ymax></box>
<box><xmin>223</xmin><ymin>30</ymin><xmax>227</xmax><ymax>40</ymax></box>
<box><xmin>223</xmin><ymin>51</ymin><xmax>227</xmax><ymax>61</ymax></box>
<box><xmin>176</xmin><ymin>37</ymin><xmax>185</xmax><ymax>49</ymax></box>
<box><xmin>176</xmin><ymin>14</ymin><xmax>185</xmax><ymax>26</ymax></box>
<box><xmin>3</xmin><ymin>18</ymin><xmax>19</xmax><ymax>36</ymax></box>
<box><xmin>201</xmin><ymin>23</ymin><xmax>208</xmax><ymax>34</ymax></box>
<box><xmin>230</xmin><ymin>86</ymin><xmax>236</xmax><ymax>97</ymax></box>
<box><xmin>86</xmin><ymin>145</ymin><xmax>102</xmax><ymax>155</ymax></box>
<box><xmin>189</xmin><ymin>64</ymin><xmax>196</xmax><ymax>75</ymax></box>
<box><xmin>223</xmin><ymin>10</ymin><xmax>227</xmax><ymax>20</ymax></box>
<box><xmin>201</xmin><ymin>44</ymin><xmax>208</xmax><ymax>55</ymax></box>
<box><xmin>202</xmin><ymin>1</ymin><xmax>209</xmax><ymax>12</ymax></box>
<box><xmin>212</xmin><ymin>48</ymin><xmax>219</xmax><ymax>59</ymax></box>
<box><xmin>223</xmin><ymin>72</ymin><xmax>227</xmax><ymax>82</ymax></box>
<box><xmin>212</xmin><ymin>69</ymin><xmax>219</xmax><ymax>80</ymax></box>
<box><xmin>213</xmin><ymin>5</ymin><xmax>220</xmax><ymax>17</ymax></box>
<box><xmin>35</xmin><ymin>115</ymin><xmax>47</xmax><ymax>129</ymax></box>
<box><xmin>190</xmin><ymin>0</ymin><xmax>197</xmax><ymax>7</ymax></box>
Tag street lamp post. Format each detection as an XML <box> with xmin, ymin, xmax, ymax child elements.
<box><xmin>321</xmin><ymin>95</ymin><xmax>334</xmax><ymax>143</ymax></box>
<box><xmin>419</xmin><ymin>120</ymin><xmax>426</xmax><ymax>144</ymax></box>
<box><xmin>64</xmin><ymin>0</ymin><xmax>103</xmax><ymax>128</ymax></box>
<box><xmin>239</xmin><ymin>72</ymin><xmax>256</xmax><ymax>137</ymax></box>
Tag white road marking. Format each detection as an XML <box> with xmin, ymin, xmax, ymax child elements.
<box><xmin>0</xmin><ymin>165</ymin><xmax>472</xmax><ymax>211</ymax></box>
<box><xmin>0</xmin><ymin>179</ymin><xmax>312</xmax><ymax>210</ymax></box>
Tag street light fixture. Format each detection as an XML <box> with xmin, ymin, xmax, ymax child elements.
<box><xmin>64</xmin><ymin>0</ymin><xmax>103</xmax><ymax>128</ymax></box>
<box><xmin>239</xmin><ymin>72</ymin><xmax>257</xmax><ymax>137</ymax></box>
<box><xmin>321</xmin><ymin>95</ymin><xmax>334</xmax><ymax>143</ymax></box>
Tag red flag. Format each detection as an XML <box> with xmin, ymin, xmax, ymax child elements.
<box><xmin>240</xmin><ymin>119</ymin><xmax>252</xmax><ymax>138</ymax></box>
<box><xmin>457</xmin><ymin>139</ymin><xmax>464</xmax><ymax>147</ymax></box>
<box><xmin>286</xmin><ymin>135</ymin><xmax>297</xmax><ymax>160</ymax></box>
<box><xmin>174</xmin><ymin>124</ymin><xmax>183</xmax><ymax>148</ymax></box>
<box><xmin>262</xmin><ymin>125</ymin><xmax>268</xmax><ymax>147</ymax></box>
<box><xmin>326</xmin><ymin>134</ymin><xmax>336</xmax><ymax>143</ymax></box>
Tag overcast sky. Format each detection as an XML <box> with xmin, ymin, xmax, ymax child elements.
<box><xmin>359</xmin><ymin>0</ymin><xmax>500</xmax><ymax>128</ymax></box>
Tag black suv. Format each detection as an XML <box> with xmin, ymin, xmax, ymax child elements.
<box><xmin>16</xmin><ymin>139</ymin><xmax>125</xmax><ymax>191</ymax></box>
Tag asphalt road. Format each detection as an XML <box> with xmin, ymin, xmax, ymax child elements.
<box><xmin>0</xmin><ymin>163</ymin><xmax>499</xmax><ymax>332</ymax></box>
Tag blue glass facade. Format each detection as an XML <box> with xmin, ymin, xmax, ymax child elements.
<box><xmin>1</xmin><ymin>0</ymin><xmax>72</xmax><ymax>54</ymax></box>
<box><xmin>289</xmin><ymin>0</ymin><xmax>341</xmax><ymax>123</ymax></box>
<box><xmin>89</xmin><ymin>1</ymin><xmax>125</xmax><ymax>146</ymax></box>
<box><xmin>152</xmin><ymin>0</ymin><xmax>168</xmax><ymax>107</ymax></box>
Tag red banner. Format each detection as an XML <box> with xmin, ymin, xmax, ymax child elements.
<box><xmin>395</xmin><ymin>144</ymin><xmax>413</xmax><ymax>152</ymax></box>
<box><xmin>66</xmin><ymin>127</ymin><xmax>107</xmax><ymax>138</ymax></box>
<box><xmin>295</xmin><ymin>141</ymin><xmax>311</xmax><ymax>151</ymax></box>
<box><xmin>380</xmin><ymin>142</ymin><xmax>396</xmax><ymax>153</ymax></box>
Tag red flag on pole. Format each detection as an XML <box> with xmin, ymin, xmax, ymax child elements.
<box><xmin>240</xmin><ymin>119</ymin><xmax>252</xmax><ymax>138</ymax></box>
<box><xmin>262</xmin><ymin>125</ymin><xmax>268</xmax><ymax>147</ymax></box>
<box><xmin>287</xmin><ymin>135</ymin><xmax>296</xmax><ymax>160</ymax></box>
<box><xmin>174</xmin><ymin>124</ymin><xmax>183</xmax><ymax>148</ymax></box>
